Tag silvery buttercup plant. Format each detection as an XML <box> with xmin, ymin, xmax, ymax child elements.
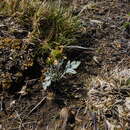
<box><xmin>42</xmin><ymin>60</ymin><xmax>81</xmax><ymax>90</ymax></box>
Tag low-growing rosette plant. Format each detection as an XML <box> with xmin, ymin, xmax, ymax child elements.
<box><xmin>42</xmin><ymin>60</ymin><xmax>81</xmax><ymax>90</ymax></box>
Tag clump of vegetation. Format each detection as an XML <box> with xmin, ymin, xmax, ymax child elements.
<box><xmin>42</xmin><ymin>60</ymin><xmax>81</xmax><ymax>90</ymax></box>
<box><xmin>123</xmin><ymin>12</ymin><xmax>130</xmax><ymax>37</ymax></box>
<box><xmin>0</xmin><ymin>0</ymin><xmax>39</xmax><ymax>15</ymax></box>
<box><xmin>1</xmin><ymin>0</ymin><xmax>80</xmax><ymax>62</ymax></box>
<box><xmin>0</xmin><ymin>0</ymin><xmax>81</xmax><ymax>89</ymax></box>
<box><xmin>32</xmin><ymin>2</ymin><xmax>79</xmax><ymax>41</ymax></box>
<box><xmin>30</xmin><ymin>1</ymin><xmax>80</xmax><ymax>63</ymax></box>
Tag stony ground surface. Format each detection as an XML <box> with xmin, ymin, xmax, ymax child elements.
<box><xmin>0</xmin><ymin>0</ymin><xmax>130</xmax><ymax>130</ymax></box>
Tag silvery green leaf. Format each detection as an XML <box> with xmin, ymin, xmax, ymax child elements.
<box><xmin>45</xmin><ymin>75</ymin><xmax>51</xmax><ymax>80</ymax></box>
<box><xmin>42</xmin><ymin>79</ymin><xmax>51</xmax><ymax>90</ymax></box>
<box><xmin>65</xmin><ymin>68</ymin><xmax>77</xmax><ymax>74</ymax></box>
<box><xmin>70</xmin><ymin>61</ymin><xmax>81</xmax><ymax>69</ymax></box>
<box><xmin>66</xmin><ymin>60</ymin><xmax>71</xmax><ymax>68</ymax></box>
<box><xmin>66</xmin><ymin>61</ymin><xmax>81</xmax><ymax>69</ymax></box>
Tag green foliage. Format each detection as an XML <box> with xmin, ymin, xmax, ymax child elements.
<box><xmin>123</xmin><ymin>13</ymin><xmax>130</xmax><ymax>29</ymax></box>
<box><xmin>0</xmin><ymin>0</ymin><xmax>41</xmax><ymax>15</ymax></box>
<box><xmin>51</xmin><ymin>49</ymin><xmax>63</xmax><ymax>59</ymax></box>
<box><xmin>126</xmin><ymin>78</ymin><xmax>130</xmax><ymax>86</ymax></box>
<box><xmin>29</xmin><ymin>1</ymin><xmax>80</xmax><ymax>63</ymax></box>
<box><xmin>124</xmin><ymin>22</ymin><xmax>130</xmax><ymax>29</ymax></box>
<box><xmin>31</xmin><ymin>1</ymin><xmax>80</xmax><ymax>45</ymax></box>
<box><xmin>0</xmin><ymin>1</ymin><xmax>80</xmax><ymax>63</ymax></box>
